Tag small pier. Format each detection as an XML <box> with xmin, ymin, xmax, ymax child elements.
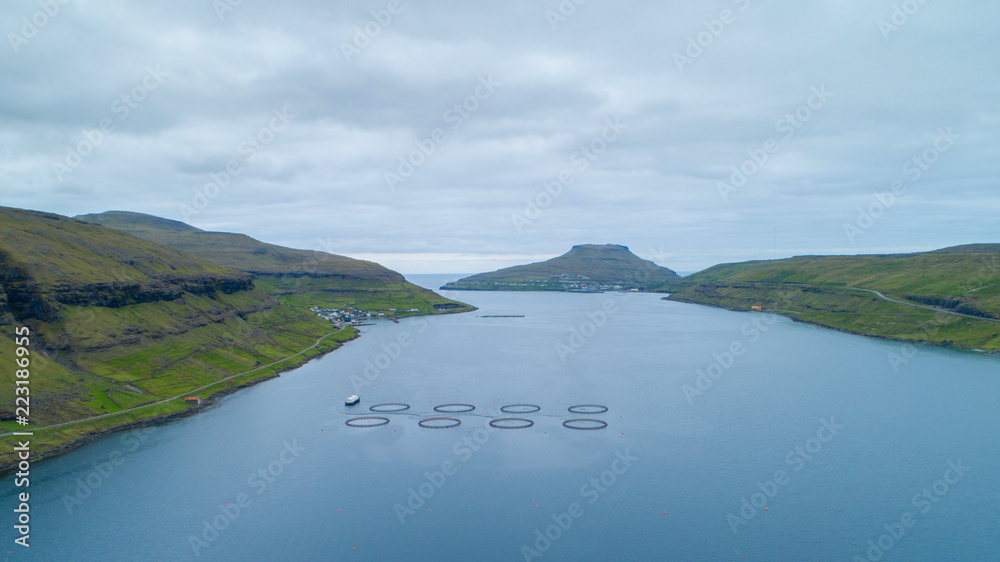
<box><xmin>478</xmin><ymin>315</ymin><xmax>525</xmax><ymax>318</ymax></box>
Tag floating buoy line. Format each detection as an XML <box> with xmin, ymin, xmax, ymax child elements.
<box><xmin>343</xmin><ymin>404</ymin><xmax>610</xmax><ymax>430</ymax></box>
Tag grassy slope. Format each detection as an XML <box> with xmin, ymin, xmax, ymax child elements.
<box><xmin>2</xmin><ymin>208</ymin><xmax>236</xmax><ymax>286</ymax></box>
<box><xmin>666</xmin><ymin>249</ymin><xmax>1000</xmax><ymax>350</ymax></box>
<box><xmin>0</xmin><ymin>208</ymin><xmax>360</xmax><ymax>467</ymax></box>
<box><xmin>442</xmin><ymin>244</ymin><xmax>680</xmax><ymax>291</ymax></box>
<box><xmin>77</xmin><ymin>211</ymin><xmax>473</xmax><ymax>313</ymax></box>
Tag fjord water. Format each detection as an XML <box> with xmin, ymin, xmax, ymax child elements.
<box><xmin>4</xmin><ymin>275</ymin><xmax>999</xmax><ymax>561</ymax></box>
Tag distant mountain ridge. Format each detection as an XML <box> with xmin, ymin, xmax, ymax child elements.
<box><xmin>441</xmin><ymin>244</ymin><xmax>680</xmax><ymax>292</ymax></box>
<box><xmin>76</xmin><ymin>211</ymin><xmax>400</xmax><ymax>280</ymax></box>
<box><xmin>77</xmin><ymin>211</ymin><xmax>470</xmax><ymax>313</ymax></box>
<box><xmin>931</xmin><ymin>244</ymin><xmax>1000</xmax><ymax>254</ymax></box>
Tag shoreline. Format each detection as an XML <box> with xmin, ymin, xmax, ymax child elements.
<box><xmin>0</xmin><ymin>329</ymin><xmax>361</xmax><ymax>474</ymax></box>
<box><xmin>0</xmin><ymin>306</ymin><xmax>477</xmax><ymax>473</ymax></box>
<box><xmin>665</xmin><ymin>296</ymin><xmax>999</xmax><ymax>356</ymax></box>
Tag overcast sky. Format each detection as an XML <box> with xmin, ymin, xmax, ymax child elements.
<box><xmin>2</xmin><ymin>1</ymin><xmax>997</xmax><ymax>274</ymax></box>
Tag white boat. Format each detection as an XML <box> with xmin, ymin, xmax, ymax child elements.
<box><xmin>345</xmin><ymin>394</ymin><xmax>360</xmax><ymax>406</ymax></box>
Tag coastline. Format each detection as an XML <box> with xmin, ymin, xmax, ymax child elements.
<box><xmin>665</xmin><ymin>296</ymin><xmax>999</xmax><ymax>356</ymax></box>
<box><xmin>0</xmin><ymin>307</ymin><xmax>479</xmax><ymax>473</ymax></box>
<box><xmin>0</xmin><ymin>328</ymin><xmax>360</xmax><ymax>474</ymax></box>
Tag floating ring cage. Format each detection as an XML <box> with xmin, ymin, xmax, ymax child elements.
<box><xmin>563</xmin><ymin>419</ymin><xmax>608</xmax><ymax>430</ymax></box>
<box><xmin>346</xmin><ymin>416</ymin><xmax>390</xmax><ymax>428</ymax></box>
<box><xmin>489</xmin><ymin>418</ymin><xmax>534</xmax><ymax>429</ymax></box>
<box><xmin>567</xmin><ymin>405</ymin><xmax>609</xmax><ymax>415</ymax></box>
<box><xmin>433</xmin><ymin>403</ymin><xmax>476</xmax><ymax>413</ymax></box>
<box><xmin>418</xmin><ymin>417</ymin><xmax>462</xmax><ymax>429</ymax></box>
<box><xmin>369</xmin><ymin>403</ymin><xmax>410</xmax><ymax>413</ymax></box>
<box><xmin>500</xmin><ymin>404</ymin><xmax>541</xmax><ymax>414</ymax></box>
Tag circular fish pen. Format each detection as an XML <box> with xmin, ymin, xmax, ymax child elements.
<box><xmin>369</xmin><ymin>403</ymin><xmax>410</xmax><ymax>413</ymax></box>
<box><xmin>500</xmin><ymin>404</ymin><xmax>541</xmax><ymax>414</ymax></box>
<box><xmin>433</xmin><ymin>404</ymin><xmax>476</xmax><ymax>413</ymax></box>
<box><xmin>563</xmin><ymin>419</ymin><xmax>608</xmax><ymax>430</ymax></box>
<box><xmin>567</xmin><ymin>405</ymin><xmax>609</xmax><ymax>415</ymax></box>
<box><xmin>489</xmin><ymin>418</ymin><xmax>534</xmax><ymax>429</ymax></box>
<box><xmin>345</xmin><ymin>416</ymin><xmax>390</xmax><ymax>428</ymax></box>
<box><xmin>418</xmin><ymin>417</ymin><xmax>462</xmax><ymax>429</ymax></box>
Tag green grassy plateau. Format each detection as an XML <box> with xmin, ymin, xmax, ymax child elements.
<box><xmin>77</xmin><ymin>211</ymin><xmax>473</xmax><ymax>315</ymax></box>
<box><xmin>664</xmin><ymin>247</ymin><xmax>1000</xmax><ymax>351</ymax></box>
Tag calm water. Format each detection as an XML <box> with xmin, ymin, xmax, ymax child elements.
<box><xmin>3</xmin><ymin>275</ymin><xmax>998</xmax><ymax>561</ymax></box>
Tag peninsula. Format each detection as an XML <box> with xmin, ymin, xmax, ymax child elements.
<box><xmin>441</xmin><ymin>244</ymin><xmax>681</xmax><ymax>292</ymax></box>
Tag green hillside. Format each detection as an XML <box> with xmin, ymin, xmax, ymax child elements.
<box><xmin>442</xmin><ymin>244</ymin><xmax>681</xmax><ymax>292</ymax></box>
<box><xmin>77</xmin><ymin>211</ymin><xmax>473</xmax><ymax>315</ymax></box>
<box><xmin>665</xmin><ymin>247</ymin><xmax>1000</xmax><ymax>350</ymax></box>
<box><xmin>0</xmin><ymin>206</ymin><xmax>414</xmax><ymax>468</ymax></box>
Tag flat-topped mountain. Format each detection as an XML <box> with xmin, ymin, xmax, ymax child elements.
<box><xmin>441</xmin><ymin>244</ymin><xmax>680</xmax><ymax>292</ymax></box>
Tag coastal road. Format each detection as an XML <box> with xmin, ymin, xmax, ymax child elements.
<box><xmin>849</xmin><ymin>287</ymin><xmax>1000</xmax><ymax>324</ymax></box>
<box><xmin>0</xmin><ymin>327</ymin><xmax>348</xmax><ymax>438</ymax></box>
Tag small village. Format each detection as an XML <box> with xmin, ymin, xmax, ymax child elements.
<box><xmin>310</xmin><ymin>305</ymin><xmax>420</xmax><ymax>327</ymax></box>
<box><xmin>457</xmin><ymin>273</ymin><xmax>638</xmax><ymax>292</ymax></box>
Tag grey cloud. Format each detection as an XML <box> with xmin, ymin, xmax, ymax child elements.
<box><xmin>1</xmin><ymin>0</ymin><xmax>997</xmax><ymax>273</ymax></box>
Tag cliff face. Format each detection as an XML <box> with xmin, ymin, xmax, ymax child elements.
<box><xmin>76</xmin><ymin>211</ymin><xmax>408</xmax><ymax>283</ymax></box>
<box><xmin>0</xmin><ymin>281</ymin><xmax>10</xmax><ymax>325</ymax></box>
<box><xmin>0</xmin><ymin>206</ymin><xmax>273</xmax><ymax>350</ymax></box>
<box><xmin>0</xmin><ymin>209</ymin><xmax>260</xmax><ymax>324</ymax></box>
<box><xmin>0</xmin><ymin>251</ymin><xmax>59</xmax><ymax>321</ymax></box>
<box><xmin>51</xmin><ymin>274</ymin><xmax>254</xmax><ymax>308</ymax></box>
<box><xmin>904</xmin><ymin>295</ymin><xmax>997</xmax><ymax>319</ymax></box>
<box><xmin>0</xmin><ymin>207</ymin><xmax>369</xmax><ymax>468</ymax></box>
<box><xmin>75</xmin><ymin>210</ymin><xmax>473</xmax><ymax>313</ymax></box>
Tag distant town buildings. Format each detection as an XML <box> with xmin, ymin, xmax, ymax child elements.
<box><xmin>310</xmin><ymin>305</ymin><xmax>421</xmax><ymax>326</ymax></box>
<box><xmin>456</xmin><ymin>273</ymin><xmax>636</xmax><ymax>292</ymax></box>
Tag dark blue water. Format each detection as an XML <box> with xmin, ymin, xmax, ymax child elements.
<box><xmin>2</xmin><ymin>275</ymin><xmax>998</xmax><ymax>561</ymax></box>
